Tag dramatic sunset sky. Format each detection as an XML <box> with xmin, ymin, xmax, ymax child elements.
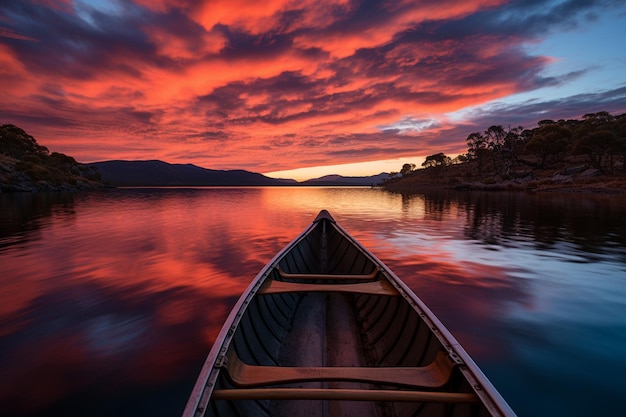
<box><xmin>2</xmin><ymin>0</ymin><xmax>626</xmax><ymax>180</ymax></box>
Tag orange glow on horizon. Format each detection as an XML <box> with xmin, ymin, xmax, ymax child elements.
<box><xmin>264</xmin><ymin>156</ymin><xmax>427</xmax><ymax>181</ymax></box>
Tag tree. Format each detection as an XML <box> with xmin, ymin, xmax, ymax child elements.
<box><xmin>538</xmin><ymin>119</ymin><xmax>556</xmax><ymax>126</ymax></box>
<box><xmin>451</xmin><ymin>154</ymin><xmax>469</xmax><ymax>164</ymax></box>
<box><xmin>1</xmin><ymin>124</ymin><xmax>49</xmax><ymax>159</ymax></box>
<box><xmin>502</xmin><ymin>126</ymin><xmax>524</xmax><ymax>161</ymax></box>
<box><xmin>400</xmin><ymin>163</ymin><xmax>416</xmax><ymax>176</ymax></box>
<box><xmin>465</xmin><ymin>131</ymin><xmax>485</xmax><ymax>160</ymax></box>
<box><xmin>573</xmin><ymin>111</ymin><xmax>620</xmax><ymax>170</ymax></box>
<box><xmin>615</xmin><ymin>114</ymin><xmax>626</xmax><ymax>171</ymax></box>
<box><xmin>582</xmin><ymin>111</ymin><xmax>614</xmax><ymax>125</ymax></box>
<box><xmin>485</xmin><ymin>125</ymin><xmax>506</xmax><ymax>152</ymax></box>
<box><xmin>474</xmin><ymin>147</ymin><xmax>491</xmax><ymax>175</ymax></box>
<box><xmin>421</xmin><ymin>153</ymin><xmax>451</xmax><ymax>169</ymax></box>
<box><xmin>573</xmin><ymin>130</ymin><xmax>618</xmax><ymax>169</ymax></box>
<box><xmin>422</xmin><ymin>153</ymin><xmax>451</xmax><ymax>178</ymax></box>
<box><xmin>524</xmin><ymin>124</ymin><xmax>572</xmax><ymax>167</ymax></box>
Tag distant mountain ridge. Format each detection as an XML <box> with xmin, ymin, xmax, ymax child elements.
<box><xmin>89</xmin><ymin>160</ymin><xmax>297</xmax><ymax>186</ymax></box>
<box><xmin>90</xmin><ymin>160</ymin><xmax>388</xmax><ymax>187</ymax></box>
<box><xmin>301</xmin><ymin>173</ymin><xmax>389</xmax><ymax>186</ymax></box>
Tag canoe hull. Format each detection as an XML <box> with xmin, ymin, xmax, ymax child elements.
<box><xmin>183</xmin><ymin>210</ymin><xmax>515</xmax><ymax>417</ymax></box>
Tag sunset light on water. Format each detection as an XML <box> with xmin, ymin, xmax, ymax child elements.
<box><xmin>1</xmin><ymin>188</ymin><xmax>626</xmax><ymax>416</ymax></box>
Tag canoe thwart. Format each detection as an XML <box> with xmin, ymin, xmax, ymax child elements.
<box><xmin>277</xmin><ymin>267</ymin><xmax>379</xmax><ymax>281</ymax></box>
<box><xmin>224</xmin><ymin>350</ymin><xmax>454</xmax><ymax>388</ymax></box>
<box><xmin>211</xmin><ymin>388</ymin><xmax>479</xmax><ymax>403</ymax></box>
<box><xmin>258</xmin><ymin>279</ymin><xmax>398</xmax><ymax>296</ymax></box>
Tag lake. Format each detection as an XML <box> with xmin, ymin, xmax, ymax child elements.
<box><xmin>1</xmin><ymin>187</ymin><xmax>625</xmax><ymax>417</ymax></box>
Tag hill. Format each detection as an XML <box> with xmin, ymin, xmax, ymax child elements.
<box><xmin>301</xmin><ymin>173</ymin><xmax>389</xmax><ymax>186</ymax></box>
<box><xmin>384</xmin><ymin>111</ymin><xmax>626</xmax><ymax>194</ymax></box>
<box><xmin>91</xmin><ymin>160</ymin><xmax>388</xmax><ymax>187</ymax></box>
<box><xmin>90</xmin><ymin>160</ymin><xmax>298</xmax><ymax>186</ymax></box>
<box><xmin>0</xmin><ymin>124</ymin><xmax>104</xmax><ymax>192</ymax></box>
<box><xmin>384</xmin><ymin>158</ymin><xmax>626</xmax><ymax>194</ymax></box>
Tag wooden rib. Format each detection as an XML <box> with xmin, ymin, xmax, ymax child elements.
<box><xmin>278</xmin><ymin>267</ymin><xmax>378</xmax><ymax>280</ymax></box>
<box><xmin>258</xmin><ymin>279</ymin><xmax>398</xmax><ymax>296</ymax></box>
<box><xmin>226</xmin><ymin>350</ymin><xmax>453</xmax><ymax>388</ymax></box>
<box><xmin>212</xmin><ymin>388</ymin><xmax>479</xmax><ymax>403</ymax></box>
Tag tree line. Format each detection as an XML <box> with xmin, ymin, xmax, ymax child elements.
<box><xmin>398</xmin><ymin>111</ymin><xmax>626</xmax><ymax>177</ymax></box>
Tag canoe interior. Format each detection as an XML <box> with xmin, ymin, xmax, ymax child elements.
<box><xmin>195</xmin><ymin>213</ymin><xmax>507</xmax><ymax>417</ymax></box>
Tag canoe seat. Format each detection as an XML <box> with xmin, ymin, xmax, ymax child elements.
<box><xmin>223</xmin><ymin>350</ymin><xmax>454</xmax><ymax>389</ymax></box>
<box><xmin>258</xmin><ymin>279</ymin><xmax>398</xmax><ymax>296</ymax></box>
<box><xmin>212</xmin><ymin>387</ymin><xmax>479</xmax><ymax>403</ymax></box>
<box><xmin>277</xmin><ymin>267</ymin><xmax>379</xmax><ymax>280</ymax></box>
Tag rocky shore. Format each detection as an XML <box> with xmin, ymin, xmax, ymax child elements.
<box><xmin>0</xmin><ymin>154</ymin><xmax>104</xmax><ymax>193</ymax></box>
<box><xmin>383</xmin><ymin>159</ymin><xmax>626</xmax><ymax>195</ymax></box>
<box><xmin>1</xmin><ymin>124</ymin><xmax>105</xmax><ymax>193</ymax></box>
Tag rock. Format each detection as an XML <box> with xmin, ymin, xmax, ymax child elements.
<box><xmin>550</xmin><ymin>174</ymin><xmax>573</xmax><ymax>183</ymax></box>
<box><xmin>580</xmin><ymin>168</ymin><xmax>601</xmax><ymax>178</ymax></box>
<box><xmin>511</xmin><ymin>170</ymin><xmax>533</xmax><ymax>180</ymax></box>
<box><xmin>560</xmin><ymin>165</ymin><xmax>588</xmax><ymax>175</ymax></box>
<box><xmin>454</xmin><ymin>182</ymin><xmax>472</xmax><ymax>190</ymax></box>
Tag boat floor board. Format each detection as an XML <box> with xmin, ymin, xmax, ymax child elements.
<box><xmin>264</xmin><ymin>293</ymin><xmax>382</xmax><ymax>417</ymax></box>
<box><xmin>325</xmin><ymin>293</ymin><xmax>383</xmax><ymax>417</ymax></box>
<box><xmin>269</xmin><ymin>293</ymin><xmax>325</xmax><ymax>417</ymax></box>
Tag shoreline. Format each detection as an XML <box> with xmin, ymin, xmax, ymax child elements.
<box><xmin>382</xmin><ymin>156</ymin><xmax>626</xmax><ymax>195</ymax></box>
<box><xmin>382</xmin><ymin>173</ymin><xmax>626</xmax><ymax>195</ymax></box>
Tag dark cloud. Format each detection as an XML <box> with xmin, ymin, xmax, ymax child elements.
<box><xmin>470</xmin><ymin>85</ymin><xmax>626</xmax><ymax>127</ymax></box>
<box><xmin>421</xmin><ymin>85</ymin><xmax>626</xmax><ymax>156</ymax></box>
<box><xmin>219</xmin><ymin>26</ymin><xmax>295</xmax><ymax>59</ymax></box>
<box><xmin>437</xmin><ymin>0</ymin><xmax>622</xmax><ymax>39</ymax></box>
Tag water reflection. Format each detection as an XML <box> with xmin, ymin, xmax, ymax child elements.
<box><xmin>457</xmin><ymin>192</ymin><xmax>626</xmax><ymax>259</ymax></box>
<box><xmin>0</xmin><ymin>192</ymin><xmax>76</xmax><ymax>249</ymax></box>
<box><xmin>1</xmin><ymin>188</ymin><xmax>625</xmax><ymax>417</ymax></box>
<box><xmin>389</xmin><ymin>190</ymin><xmax>626</xmax><ymax>417</ymax></box>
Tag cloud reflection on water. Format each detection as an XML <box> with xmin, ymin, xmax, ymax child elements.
<box><xmin>1</xmin><ymin>187</ymin><xmax>625</xmax><ymax>416</ymax></box>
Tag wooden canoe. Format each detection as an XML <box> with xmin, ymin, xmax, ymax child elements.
<box><xmin>182</xmin><ymin>210</ymin><xmax>516</xmax><ymax>417</ymax></box>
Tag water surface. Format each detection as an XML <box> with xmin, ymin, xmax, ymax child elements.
<box><xmin>1</xmin><ymin>187</ymin><xmax>625</xmax><ymax>417</ymax></box>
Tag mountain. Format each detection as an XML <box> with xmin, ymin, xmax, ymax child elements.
<box><xmin>89</xmin><ymin>160</ymin><xmax>297</xmax><ymax>186</ymax></box>
<box><xmin>301</xmin><ymin>173</ymin><xmax>389</xmax><ymax>186</ymax></box>
<box><xmin>91</xmin><ymin>160</ymin><xmax>390</xmax><ymax>187</ymax></box>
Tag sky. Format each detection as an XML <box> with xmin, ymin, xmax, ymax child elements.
<box><xmin>1</xmin><ymin>0</ymin><xmax>626</xmax><ymax>181</ymax></box>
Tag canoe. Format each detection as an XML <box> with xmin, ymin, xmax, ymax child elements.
<box><xmin>182</xmin><ymin>210</ymin><xmax>516</xmax><ymax>417</ymax></box>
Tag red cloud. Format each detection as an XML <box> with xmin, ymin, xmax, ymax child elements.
<box><xmin>2</xmin><ymin>0</ymin><xmax>617</xmax><ymax>175</ymax></box>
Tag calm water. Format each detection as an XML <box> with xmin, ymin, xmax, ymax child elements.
<box><xmin>1</xmin><ymin>187</ymin><xmax>625</xmax><ymax>417</ymax></box>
